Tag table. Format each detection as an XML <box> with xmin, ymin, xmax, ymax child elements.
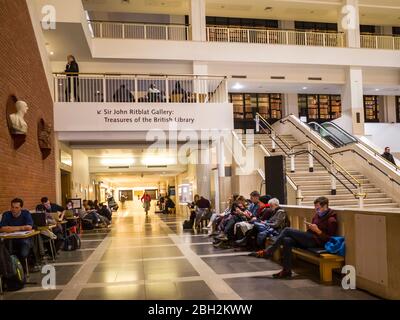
<box><xmin>0</xmin><ymin>230</ymin><xmax>41</xmax><ymax>278</ymax></box>
<box><xmin>37</xmin><ymin>225</ymin><xmax>57</xmax><ymax>261</ymax></box>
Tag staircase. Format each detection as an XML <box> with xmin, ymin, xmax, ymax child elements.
<box><xmin>250</xmin><ymin>133</ymin><xmax>400</xmax><ymax>210</ymax></box>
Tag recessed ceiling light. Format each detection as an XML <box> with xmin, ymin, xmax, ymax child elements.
<box><xmin>375</xmin><ymin>88</ymin><xmax>380</xmax><ymax>91</ymax></box>
<box><xmin>232</xmin><ymin>83</ymin><xmax>244</xmax><ymax>90</ymax></box>
<box><xmin>50</xmin><ymin>51</ymin><xmax>54</xmax><ymax>55</ymax></box>
<box><xmin>302</xmin><ymin>87</ymin><xmax>308</xmax><ymax>90</ymax></box>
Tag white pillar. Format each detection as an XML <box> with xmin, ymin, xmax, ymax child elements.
<box><xmin>284</xmin><ymin>93</ymin><xmax>299</xmax><ymax>117</ymax></box>
<box><xmin>384</xmin><ymin>96</ymin><xmax>397</xmax><ymax>123</ymax></box>
<box><xmin>54</xmin><ymin>133</ymin><xmax>62</xmax><ymax>205</ymax></box>
<box><xmin>340</xmin><ymin>67</ymin><xmax>365</xmax><ymax>135</ymax></box>
<box><xmin>195</xmin><ymin>148</ymin><xmax>211</xmax><ymax>200</ymax></box>
<box><xmin>190</xmin><ymin>0</ymin><xmax>206</xmax><ymax>41</ymax></box>
<box><xmin>339</xmin><ymin>0</ymin><xmax>360</xmax><ymax>48</ymax></box>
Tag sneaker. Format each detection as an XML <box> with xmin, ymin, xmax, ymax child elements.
<box><xmin>272</xmin><ymin>270</ymin><xmax>292</xmax><ymax>279</ymax></box>
<box><xmin>248</xmin><ymin>250</ymin><xmax>272</xmax><ymax>258</ymax></box>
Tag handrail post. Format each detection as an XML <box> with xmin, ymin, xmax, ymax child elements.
<box><xmin>54</xmin><ymin>75</ymin><xmax>58</xmax><ymax>102</ymax></box>
<box><xmin>100</xmin><ymin>23</ymin><xmax>103</xmax><ymax>38</ymax></box>
<box><xmin>165</xmin><ymin>76</ymin><xmax>169</xmax><ymax>103</ymax></box>
<box><xmin>267</xmin><ymin>29</ymin><xmax>270</xmax><ymax>44</ymax></box>
<box><xmin>296</xmin><ymin>188</ymin><xmax>303</xmax><ymax>206</ymax></box>
<box><xmin>357</xmin><ymin>186</ymin><xmax>365</xmax><ymax>209</ymax></box>
<box><xmin>255</xmin><ymin>114</ymin><xmax>260</xmax><ymax>133</ymax></box>
<box><xmin>70</xmin><ymin>75</ymin><xmax>75</xmax><ymax>102</ymax></box>
<box><xmin>206</xmin><ymin>27</ymin><xmax>209</xmax><ymax>41</ymax></box>
<box><xmin>271</xmin><ymin>132</ymin><xmax>276</xmax><ymax>152</ymax></box>
<box><xmin>122</xmin><ymin>23</ymin><xmax>125</xmax><ymax>39</ymax></box>
<box><xmin>330</xmin><ymin>164</ymin><xmax>337</xmax><ymax>195</ymax></box>
<box><xmin>227</xmin><ymin>28</ymin><xmax>230</xmax><ymax>42</ymax></box>
<box><xmin>308</xmin><ymin>142</ymin><xmax>314</xmax><ymax>172</ymax></box>
<box><xmin>247</xmin><ymin>29</ymin><xmax>250</xmax><ymax>43</ymax></box>
<box><xmin>290</xmin><ymin>154</ymin><xmax>295</xmax><ymax>173</ymax></box>
<box><xmin>165</xmin><ymin>25</ymin><xmax>168</xmax><ymax>40</ymax></box>
<box><xmin>144</xmin><ymin>25</ymin><xmax>147</xmax><ymax>39</ymax></box>
<box><xmin>102</xmin><ymin>76</ymin><xmax>107</xmax><ymax>103</ymax></box>
<box><xmin>134</xmin><ymin>77</ymin><xmax>138</xmax><ymax>103</ymax></box>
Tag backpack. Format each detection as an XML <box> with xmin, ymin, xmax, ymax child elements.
<box><xmin>82</xmin><ymin>218</ymin><xmax>94</xmax><ymax>230</ymax></box>
<box><xmin>63</xmin><ymin>233</ymin><xmax>81</xmax><ymax>251</ymax></box>
<box><xmin>0</xmin><ymin>242</ymin><xmax>26</xmax><ymax>291</ymax></box>
<box><xmin>183</xmin><ymin>220</ymin><xmax>194</xmax><ymax>229</ymax></box>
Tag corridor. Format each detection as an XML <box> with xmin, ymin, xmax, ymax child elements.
<box><xmin>1</xmin><ymin>201</ymin><xmax>376</xmax><ymax>300</ymax></box>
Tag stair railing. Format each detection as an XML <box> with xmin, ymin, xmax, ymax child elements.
<box><xmin>255</xmin><ymin>114</ymin><xmax>366</xmax><ymax>207</ymax></box>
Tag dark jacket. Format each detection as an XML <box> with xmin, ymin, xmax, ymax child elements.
<box><xmin>65</xmin><ymin>61</ymin><xmax>79</xmax><ymax>75</ymax></box>
<box><xmin>382</xmin><ymin>152</ymin><xmax>396</xmax><ymax>165</ymax></box>
<box><xmin>196</xmin><ymin>197</ymin><xmax>211</xmax><ymax>209</ymax></box>
<box><xmin>309</xmin><ymin>209</ymin><xmax>337</xmax><ymax>246</ymax></box>
<box><xmin>36</xmin><ymin>203</ymin><xmax>64</xmax><ymax>213</ymax></box>
<box><xmin>267</xmin><ymin>206</ymin><xmax>289</xmax><ymax>231</ymax></box>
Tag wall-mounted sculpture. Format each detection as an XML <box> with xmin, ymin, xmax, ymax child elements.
<box><xmin>6</xmin><ymin>95</ymin><xmax>28</xmax><ymax>149</ymax></box>
<box><xmin>38</xmin><ymin>118</ymin><xmax>52</xmax><ymax>160</ymax></box>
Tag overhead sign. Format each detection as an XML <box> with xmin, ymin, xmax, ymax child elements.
<box><xmin>54</xmin><ymin>103</ymin><xmax>233</xmax><ymax>131</ymax></box>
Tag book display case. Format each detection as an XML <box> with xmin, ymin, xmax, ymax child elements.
<box><xmin>229</xmin><ymin>93</ymin><xmax>283</xmax><ymax>130</ymax></box>
<box><xmin>298</xmin><ymin>94</ymin><xmax>341</xmax><ymax>122</ymax></box>
<box><xmin>364</xmin><ymin>95</ymin><xmax>380</xmax><ymax>123</ymax></box>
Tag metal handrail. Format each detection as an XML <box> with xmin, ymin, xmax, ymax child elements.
<box><xmin>89</xmin><ymin>20</ymin><xmax>189</xmax><ymax>27</ymax></box>
<box><xmin>319</xmin><ymin>122</ymin><xmax>357</xmax><ymax>144</ymax></box>
<box><xmin>53</xmin><ymin>72</ymin><xmax>226</xmax><ymax>79</ymax></box>
<box><xmin>280</xmin><ymin>116</ymin><xmax>400</xmax><ymax>188</ymax></box>
<box><xmin>308</xmin><ymin>122</ymin><xmax>348</xmax><ymax>147</ymax></box>
<box><xmin>322</xmin><ymin>122</ymin><xmax>400</xmax><ymax>172</ymax></box>
<box><xmin>257</xmin><ymin>116</ymin><xmax>293</xmax><ymax>150</ymax></box>
<box><xmin>257</xmin><ymin>114</ymin><xmax>363</xmax><ymax>195</ymax></box>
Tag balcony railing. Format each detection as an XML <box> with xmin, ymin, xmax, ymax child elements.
<box><xmin>360</xmin><ymin>34</ymin><xmax>400</xmax><ymax>50</ymax></box>
<box><xmin>206</xmin><ymin>26</ymin><xmax>345</xmax><ymax>47</ymax></box>
<box><xmin>53</xmin><ymin>73</ymin><xmax>228</xmax><ymax>104</ymax></box>
<box><xmin>89</xmin><ymin>21</ymin><xmax>190</xmax><ymax>41</ymax></box>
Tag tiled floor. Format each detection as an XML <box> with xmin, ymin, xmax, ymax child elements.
<box><xmin>0</xmin><ymin>201</ymin><xmax>378</xmax><ymax>300</ymax></box>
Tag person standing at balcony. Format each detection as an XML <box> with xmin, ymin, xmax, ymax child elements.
<box><xmin>171</xmin><ymin>81</ymin><xmax>188</xmax><ymax>102</ymax></box>
<box><xmin>382</xmin><ymin>147</ymin><xmax>397</xmax><ymax>166</ymax></box>
<box><xmin>113</xmin><ymin>84</ymin><xmax>134</xmax><ymax>103</ymax></box>
<box><xmin>65</xmin><ymin>55</ymin><xmax>80</xmax><ymax>102</ymax></box>
<box><xmin>147</xmin><ymin>83</ymin><xmax>161</xmax><ymax>102</ymax></box>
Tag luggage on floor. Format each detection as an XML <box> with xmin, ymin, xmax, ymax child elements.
<box><xmin>82</xmin><ymin>218</ymin><xmax>94</xmax><ymax>230</ymax></box>
<box><xmin>63</xmin><ymin>233</ymin><xmax>81</xmax><ymax>251</ymax></box>
<box><xmin>183</xmin><ymin>220</ymin><xmax>194</xmax><ymax>229</ymax></box>
<box><xmin>0</xmin><ymin>242</ymin><xmax>25</xmax><ymax>292</ymax></box>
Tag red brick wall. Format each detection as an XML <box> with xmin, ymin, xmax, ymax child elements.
<box><xmin>0</xmin><ymin>0</ymin><xmax>56</xmax><ymax>211</ymax></box>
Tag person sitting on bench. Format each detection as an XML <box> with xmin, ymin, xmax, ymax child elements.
<box><xmin>0</xmin><ymin>198</ymin><xmax>36</xmax><ymax>270</ymax></box>
<box><xmin>249</xmin><ymin>196</ymin><xmax>337</xmax><ymax>279</ymax></box>
<box><xmin>164</xmin><ymin>196</ymin><xmax>175</xmax><ymax>214</ymax></box>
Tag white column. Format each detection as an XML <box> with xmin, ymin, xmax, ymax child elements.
<box><xmin>195</xmin><ymin>148</ymin><xmax>211</xmax><ymax>200</ymax></box>
<box><xmin>284</xmin><ymin>93</ymin><xmax>299</xmax><ymax>117</ymax></box>
<box><xmin>190</xmin><ymin>0</ymin><xmax>206</xmax><ymax>41</ymax></box>
<box><xmin>384</xmin><ymin>96</ymin><xmax>397</xmax><ymax>123</ymax></box>
<box><xmin>54</xmin><ymin>133</ymin><xmax>62</xmax><ymax>205</ymax></box>
<box><xmin>339</xmin><ymin>0</ymin><xmax>360</xmax><ymax>48</ymax></box>
<box><xmin>340</xmin><ymin>67</ymin><xmax>365</xmax><ymax>135</ymax></box>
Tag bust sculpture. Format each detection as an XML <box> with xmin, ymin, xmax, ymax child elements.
<box><xmin>9</xmin><ymin>100</ymin><xmax>28</xmax><ymax>135</ymax></box>
<box><xmin>38</xmin><ymin>120</ymin><xmax>52</xmax><ymax>150</ymax></box>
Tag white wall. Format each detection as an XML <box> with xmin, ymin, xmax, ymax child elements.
<box><xmin>71</xmin><ymin>150</ymin><xmax>90</xmax><ymax>199</ymax></box>
<box><xmin>90</xmin><ymin>39</ymin><xmax>400</xmax><ymax>68</ymax></box>
<box><xmin>364</xmin><ymin>123</ymin><xmax>400</xmax><ymax>153</ymax></box>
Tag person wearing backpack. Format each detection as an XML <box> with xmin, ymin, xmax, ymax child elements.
<box><xmin>0</xmin><ymin>198</ymin><xmax>36</xmax><ymax>272</ymax></box>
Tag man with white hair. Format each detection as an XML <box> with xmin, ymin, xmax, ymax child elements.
<box><xmin>236</xmin><ymin>198</ymin><xmax>288</xmax><ymax>248</ymax></box>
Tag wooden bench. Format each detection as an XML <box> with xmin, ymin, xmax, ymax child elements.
<box><xmin>266</xmin><ymin>238</ymin><xmax>344</xmax><ymax>284</ymax></box>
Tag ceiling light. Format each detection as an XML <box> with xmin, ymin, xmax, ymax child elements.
<box><xmin>302</xmin><ymin>87</ymin><xmax>308</xmax><ymax>90</ymax></box>
<box><xmin>50</xmin><ymin>51</ymin><xmax>54</xmax><ymax>55</ymax></box>
<box><xmin>375</xmin><ymin>88</ymin><xmax>380</xmax><ymax>91</ymax></box>
<box><xmin>101</xmin><ymin>158</ymin><xmax>134</xmax><ymax>166</ymax></box>
<box><xmin>141</xmin><ymin>156</ymin><xmax>176</xmax><ymax>166</ymax></box>
<box><xmin>232</xmin><ymin>83</ymin><xmax>244</xmax><ymax>90</ymax></box>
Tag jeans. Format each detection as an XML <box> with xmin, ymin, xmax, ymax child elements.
<box><xmin>10</xmin><ymin>238</ymin><xmax>33</xmax><ymax>260</ymax></box>
<box><xmin>268</xmin><ymin>227</ymin><xmax>318</xmax><ymax>271</ymax></box>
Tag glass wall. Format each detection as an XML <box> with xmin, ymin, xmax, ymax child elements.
<box><xmin>229</xmin><ymin>93</ymin><xmax>283</xmax><ymax>130</ymax></box>
<box><xmin>298</xmin><ymin>94</ymin><xmax>341</xmax><ymax>123</ymax></box>
<box><xmin>364</xmin><ymin>95</ymin><xmax>380</xmax><ymax>123</ymax></box>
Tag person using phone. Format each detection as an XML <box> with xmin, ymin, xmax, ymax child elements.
<box><xmin>249</xmin><ymin>196</ymin><xmax>337</xmax><ymax>279</ymax></box>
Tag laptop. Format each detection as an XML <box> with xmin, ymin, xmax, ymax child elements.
<box><xmin>31</xmin><ymin>212</ymin><xmax>47</xmax><ymax>227</ymax></box>
<box><xmin>50</xmin><ymin>212</ymin><xmax>62</xmax><ymax>223</ymax></box>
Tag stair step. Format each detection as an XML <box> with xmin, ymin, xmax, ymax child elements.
<box><xmin>301</xmin><ymin>188</ymin><xmax>381</xmax><ymax>195</ymax></box>
<box><xmin>303</xmin><ymin>198</ymin><xmax>394</xmax><ymax>206</ymax></box>
<box><xmin>303</xmin><ymin>193</ymin><xmax>387</xmax><ymax>201</ymax></box>
<box><xmin>299</xmin><ymin>183</ymin><xmax>375</xmax><ymax>190</ymax></box>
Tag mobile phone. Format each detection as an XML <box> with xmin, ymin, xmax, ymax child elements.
<box><xmin>303</xmin><ymin>219</ymin><xmax>312</xmax><ymax>226</ymax></box>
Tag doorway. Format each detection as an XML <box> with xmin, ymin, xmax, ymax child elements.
<box><xmin>60</xmin><ymin>169</ymin><xmax>72</xmax><ymax>207</ymax></box>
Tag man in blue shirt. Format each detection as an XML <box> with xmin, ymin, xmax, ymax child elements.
<box><xmin>0</xmin><ymin>198</ymin><xmax>34</xmax><ymax>263</ymax></box>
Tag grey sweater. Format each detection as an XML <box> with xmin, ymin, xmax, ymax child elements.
<box><xmin>267</xmin><ymin>207</ymin><xmax>288</xmax><ymax>231</ymax></box>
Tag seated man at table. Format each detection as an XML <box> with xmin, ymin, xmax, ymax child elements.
<box><xmin>0</xmin><ymin>198</ymin><xmax>37</xmax><ymax>270</ymax></box>
<box><xmin>36</xmin><ymin>197</ymin><xmax>64</xmax><ymax>216</ymax></box>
